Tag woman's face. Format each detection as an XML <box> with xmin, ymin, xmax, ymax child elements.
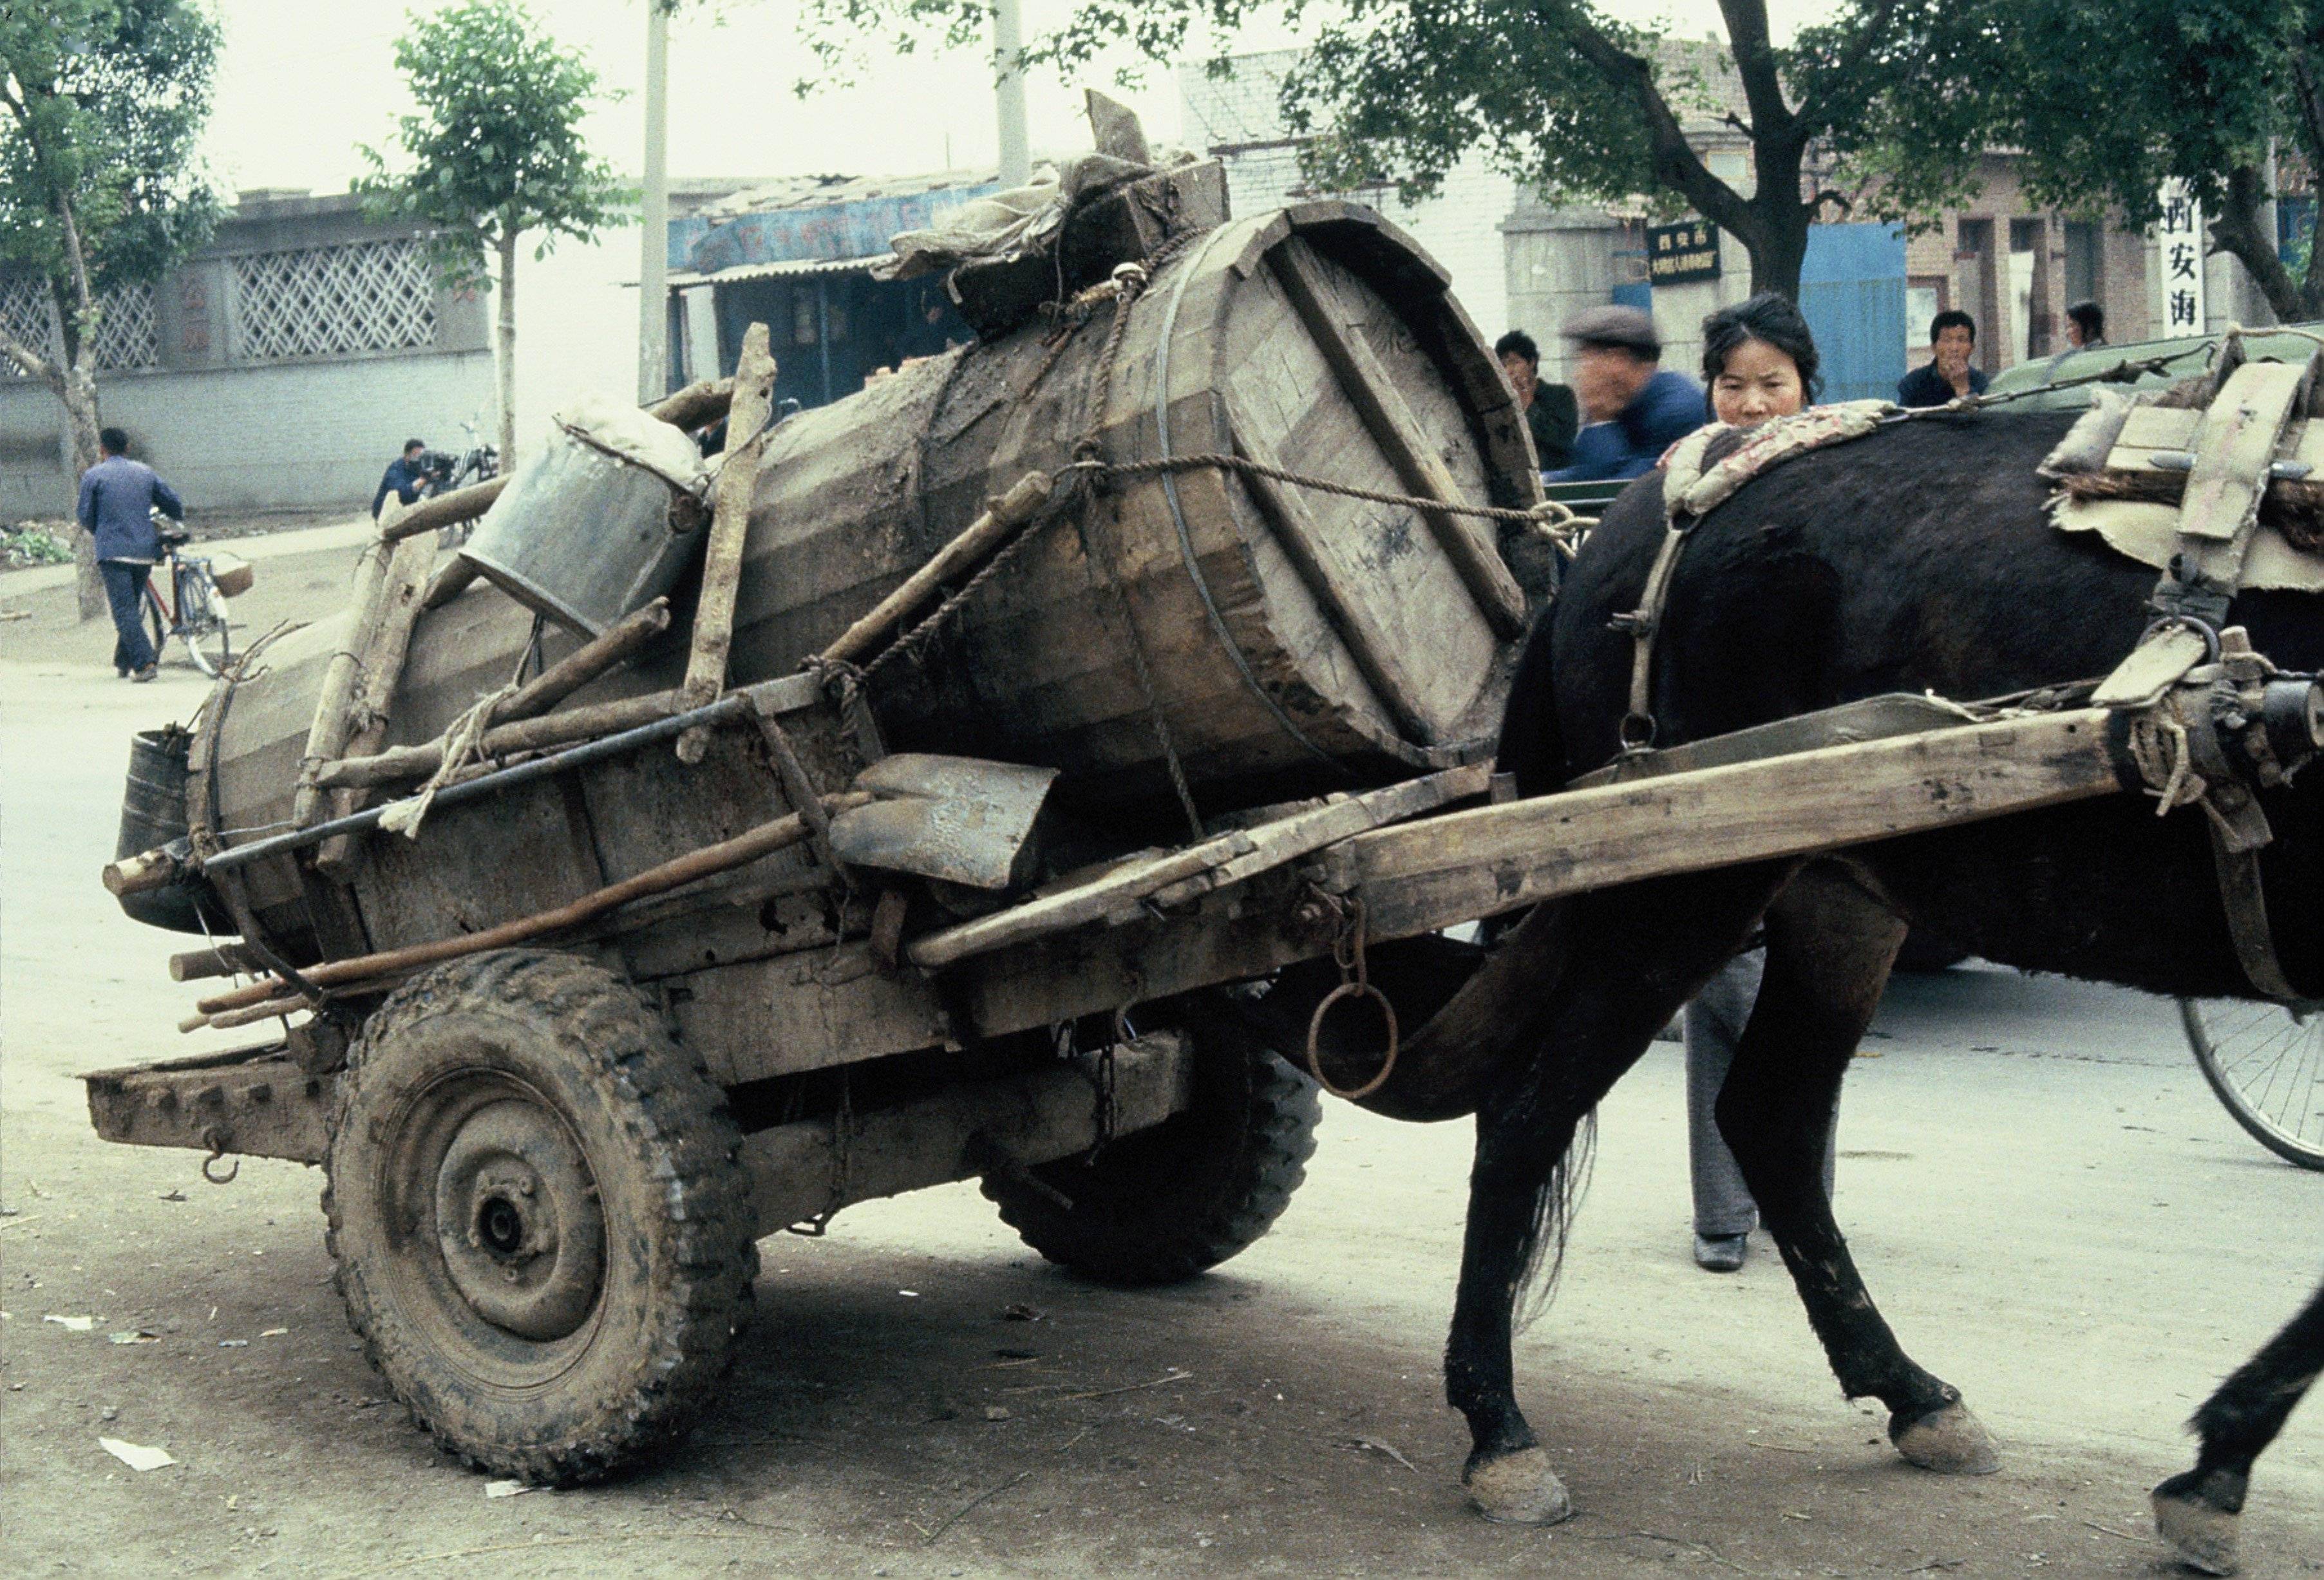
<box><xmin>1710</xmin><ymin>335</ymin><xmax>1806</xmax><ymax>428</ymax></box>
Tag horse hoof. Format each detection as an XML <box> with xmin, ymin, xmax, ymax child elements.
<box><xmin>1888</xmin><ymin>1402</ymin><xmax>2001</xmax><ymax>1474</ymax></box>
<box><xmin>1462</xmin><ymin>1447</ymin><xmax>1573</xmax><ymax>1525</ymax></box>
<box><xmin>2151</xmin><ymin>1468</ymin><xmax>2246</xmax><ymax>1576</ymax></box>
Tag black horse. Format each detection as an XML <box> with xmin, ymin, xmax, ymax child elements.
<box><xmin>1406</xmin><ymin>408</ymin><xmax>2324</xmax><ymax>1574</ymax></box>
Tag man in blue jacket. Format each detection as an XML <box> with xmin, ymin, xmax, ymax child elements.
<box><xmin>77</xmin><ymin>426</ymin><xmax>185</xmax><ymax>681</ymax></box>
<box><xmin>1546</xmin><ymin>305</ymin><xmax>1705</xmax><ymax>482</ymax></box>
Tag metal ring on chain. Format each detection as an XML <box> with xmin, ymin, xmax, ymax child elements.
<box><xmin>1304</xmin><ymin>979</ymin><xmax>1401</xmax><ymax>1101</ymax></box>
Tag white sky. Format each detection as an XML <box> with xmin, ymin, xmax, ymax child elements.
<box><xmin>201</xmin><ymin>1</ymin><xmax>1847</xmax><ymax>196</ymax></box>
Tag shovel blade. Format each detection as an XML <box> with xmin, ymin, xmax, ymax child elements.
<box><xmin>829</xmin><ymin>753</ymin><xmax>1059</xmax><ymax>890</ymax></box>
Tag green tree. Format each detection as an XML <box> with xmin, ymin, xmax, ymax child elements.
<box><xmin>1</xmin><ymin>0</ymin><xmax>218</xmax><ymax>618</ymax></box>
<box><xmin>1844</xmin><ymin>1</ymin><xmax>2324</xmax><ymax>324</ymax></box>
<box><xmin>793</xmin><ymin>1</ymin><xmax>1958</xmax><ymax>301</ymax></box>
<box><xmin>359</xmin><ymin>0</ymin><xmax>626</xmax><ymax>467</ymax></box>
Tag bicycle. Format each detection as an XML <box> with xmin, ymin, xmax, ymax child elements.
<box><xmin>140</xmin><ymin>522</ymin><xmax>234</xmax><ymax>678</ymax></box>
<box><xmin>2179</xmin><ymin>997</ymin><xmax>2324</xmax><ymax>1170</ymax></box>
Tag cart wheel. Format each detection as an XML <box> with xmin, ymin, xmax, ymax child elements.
<box><xmin>981</xmin><ymin>1006</ymin><xmax>1321</xmax><ymax>1284</ymax></box>
<box><xmin>325</xmin><ymin>950</ymin><xmax>756</xmax><ymax>1483</ymax></box>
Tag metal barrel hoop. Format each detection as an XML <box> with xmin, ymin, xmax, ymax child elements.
<box><xmin>1303</xmin><ymin>897</ymin><xmax>1401</xmax><ymax>1101</ymax></box>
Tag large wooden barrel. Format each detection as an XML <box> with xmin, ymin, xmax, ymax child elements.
<box><xmin>735</xmin><ymin>200</ymin><xmax>1538</xmax><ymax>817</ymax></box>
<box><xmin>193</xmin><ymin>203</ymin><xmax>1535</xmax><ymax>950</ymax></box>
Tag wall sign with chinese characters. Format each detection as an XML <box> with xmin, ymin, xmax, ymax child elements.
<box><xmin>1647</xmin><ymin>220</ymin><xmax>1721</xmax><ymax>284</ymax></box>
<box><xmin>2157</xmin><ymin>178</ymin><xmax>2206</xmax><ymax>335</ymax></box>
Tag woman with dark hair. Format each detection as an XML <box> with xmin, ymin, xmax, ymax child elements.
<box><xmin>1682</xmin><ymin>290</ymin><xmax>1836</xmax><ymax>1272</ymax></box>
<box><xmin>1701</xmin><ymin>290</ymin><xmax>1821</xmax><ymax>426</ymax></box>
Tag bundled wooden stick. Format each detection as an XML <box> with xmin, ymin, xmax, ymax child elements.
<box><xmin>313</xmin><ymin>601</ymin><xmax>674</xmax><ymax>792</ymax></box>
<box><xmin>189</xmin><ymin>792</ymin><xmax>873</xmax><ymax>1022</ymax></box>
<box><xmin>2061</xmin><ymin>467</ymin><xmax>2324</xmax><ymax>549</ymax></box>
<box><xmin>676</xmin><ymin>326</ymin><xmax>779</xmax><ymax>764</ymax></box>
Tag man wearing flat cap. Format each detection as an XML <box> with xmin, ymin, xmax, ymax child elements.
<box><xmin>1547</xmin><ymin>304</ymin><xmax>1704</xmax><ymax>482</ymax></box>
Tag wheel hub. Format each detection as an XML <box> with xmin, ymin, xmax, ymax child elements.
<box><xmin>432</xmin><ymin>1098</ymin><xmax>605</xmax><ymax>1340</ymax></box>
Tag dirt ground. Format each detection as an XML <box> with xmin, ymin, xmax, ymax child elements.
<box><xmin>3</xmin><ymin>539</ymin><xmax>2321</xmax><ymax>1579</ymax></box>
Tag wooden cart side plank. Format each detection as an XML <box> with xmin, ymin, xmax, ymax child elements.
<box><xmin>672</xmin><ymin>942</ymin><xmax>954</xmax><ymax>1086</ymax></box>
<box><xmin>1315</xmin><ymin>710</ymin><xmax>2124</xmax><ymax>908</ymax></box>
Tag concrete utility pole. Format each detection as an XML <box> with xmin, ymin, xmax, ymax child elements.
<box><xmin>638</xmin><ymin>0</ymin><xmax>671</xmax><ymax>401</ymax></box>
<box><xmin>993</xmin><ymin>0</ymin><xmax>1030</xmax><ymax>187</ymax></box>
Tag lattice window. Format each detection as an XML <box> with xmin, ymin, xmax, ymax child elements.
<box><xmin>0</xmin><ymin>278</ymin><xmax>53</xmax><ymax>377</ymax></box>
<box><xmin>231</xmin><ymin>238</ymin><xmax>437</xmax><ymax>361</ymax></box>
<box><xmin>90</xmin><ymin>283</ymin><xmax>158</xmax><ymax>371</ymax></box>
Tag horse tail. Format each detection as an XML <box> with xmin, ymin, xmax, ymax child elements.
<box><xmin>1485</xmin><ymin>607</ymin><xmax>1600</xmax><ymax>1321</ymax></box>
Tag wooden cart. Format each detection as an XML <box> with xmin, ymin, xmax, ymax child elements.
<box><xmin>78</xmin><ymin>199</ymin><xmax>2319</xmax><ymax>1486</ymax></box>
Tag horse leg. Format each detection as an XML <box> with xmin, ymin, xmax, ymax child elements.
<box><xmin>2151</xmin><ymin>1275</ymin><xmax>2324</xmax><ymax>1575</ymax></box>
<box><xmin>1448</xmin><ymin>864</ymin><xmax>1793</xmax><ymax>1523</ymax></box>
<box><xmin>1715</xmin><ymin>866</ymin><xmax>2003</xmax><ymax>1473</ymax></box>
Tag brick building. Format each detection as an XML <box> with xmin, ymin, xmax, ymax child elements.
<box><xmin>0</xmin><ymin>191</ymin><xmax>494</xmax><ymax>520</ymax></box>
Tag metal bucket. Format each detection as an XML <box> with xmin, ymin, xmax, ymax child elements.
<box><xmin>458</xmin><ymin>393</ymin><xmax>713</xmax><ymax>635</ymax></box>
<box><xmin>115</xmin><ymin>727</ymin><xmax>233</xmax><ymax>935</ymax></box>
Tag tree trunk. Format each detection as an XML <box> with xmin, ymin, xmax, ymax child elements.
<box><xmin>2212</xmin><ymin>163</ymin><xmax>2323</xmax><ymax>324</ymax></box>
<box><xmin>52</xmin><ymin>361</ymin><xmax>106</xmax><ymax>622</ymax></box>
<box><xmin>495</xmin><ymin>227</ymin><xmax>519</xmax><ymax>470</ymax></box>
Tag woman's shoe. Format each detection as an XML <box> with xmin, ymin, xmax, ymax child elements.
<box><xmin>1693</xmin><ymin>1232</ymin><xmax>1748</xmax><ymax>1272</ymax></box>
<box><xmin>131</xmin><ymin>663</ymin><xmax>158</xmax><ymax>682</ymax></box>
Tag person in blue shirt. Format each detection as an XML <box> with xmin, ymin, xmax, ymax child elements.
<box><xmin>373</xmin><ymin>438</ymin><xmax>435</xmax><ymax>520</ymax></box>
<box><xmin>1545</xmin><ymin>305</ymin><xmax>1706</xmax><ymax>482</ymax></box>
<box><xmin>77</xmin><ymin>426</ymin><xmax>184</xmax><ymax>681</ymax></box>
<box><xmin>1895</xmin><ymin>310</ymin><xmax>1987</xmax><ymax>408</ymax></box>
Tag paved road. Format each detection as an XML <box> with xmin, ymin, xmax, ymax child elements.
<box><xmin>3</xmin><ymin>552</ymin><xmax>2321</xmax><ymax>1578</ymax></box>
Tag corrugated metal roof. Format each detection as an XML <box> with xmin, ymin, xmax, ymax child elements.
<box><xmin>665</xmin><ymin>254</ymin><xmax>896</xmax><ymax>288</ymax></box>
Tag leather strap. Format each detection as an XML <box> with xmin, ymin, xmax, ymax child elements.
<box><xmin>2208</xmin><ymin>822</ymin><xmax>2305</xmax><ymax>1001</ymax></box>
<box><xmin>1611</xmin><ymin>520</ymin><xmax>1693</xmax><ymax>750</ymax></box>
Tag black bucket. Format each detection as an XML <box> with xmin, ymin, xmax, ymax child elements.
<box><xmin>115</xmin><ymin>727</ymin><xmax>233</xmax><ymax>935</ymax></box>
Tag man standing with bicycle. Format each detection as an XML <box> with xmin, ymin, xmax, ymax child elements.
<box><xmin>77</xmin><ymin>426</ymin><xmax>184</xmax><ymax>682</ymax></box>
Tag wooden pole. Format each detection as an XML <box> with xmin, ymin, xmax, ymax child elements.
<box><xmin>103</xmin><ymin>846</ymin><xmax>182</xmax><ymax>897</ymax></box>
<box><xmin>818</xmin><ymin>472</ymin><xmax>1053</xmax><ymax>668</ymax></box>
<box><xmin>169</xmin><ymin>943</ymin><xmax>261</xmax><ymax>983</ymax></box>
<box><xmin>675</xmin><ymin>324</ymin><xmax>779</xmax><ymax>763</ymax></box>
<box><xmin>290</xmin><ymin>528</ymin><xmax>403</xmax><ymax>828</ymax></box>
<box><xmin>192</xmin><ymin>792</ymin><xmax>874</xmax><ymax>1019</ymax></box>
<box><xmin>316</xmin><ymin>525</ymin><xmax>439</xmax><ymax>875</ymax></box>
<box><xmin>313</xmin><ymin>689</ymin><xmax>684</xmax><ymax>791</ymax></box>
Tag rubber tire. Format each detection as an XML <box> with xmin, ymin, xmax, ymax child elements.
<box><xmin>981</xmin><ymin>1011</ymin><xmax>1321</xmax><ymax>1285</ymax></box>
<box><xmin>180</xmin><ymin>576</ymin><xmax>230</xmax><ymax>678</ymax></box>
<box><xmin>325</xmin><ymin>950</ymin><xmax>757</xmax><ymax>1484</ymax></box>
<box><xmin>141</xmin><ymin>583</ymin><xmax>167</xmax><ymax>670</ymax></box>
<box><xmin>2180</xmin><ymin>998</ymin><xmax>2324</xmax><ymax>1170</ymax></box>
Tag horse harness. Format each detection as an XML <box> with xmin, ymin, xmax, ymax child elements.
<box><xmin>1604</xmin><ymin>343</ymin><xmax>2324</xmax><ymax>1002</ymax></box>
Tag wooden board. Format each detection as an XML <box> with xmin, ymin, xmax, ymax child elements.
<box><xmin>669</xmin><ymin>943</ymin><xmax>954</xmax><ymax>1086</ymax></box>
<box><xmin>947</xmin><ymin>710</ymin><xmax>2133</xmax><ymax>1042</ymax></box>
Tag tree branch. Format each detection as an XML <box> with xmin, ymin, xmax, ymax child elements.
<box><xmin>1717</xmin><ymin>0</ymin><xmax>1795</xmax><ymax>139</ymax></box>
<box><xmin>1796</xmin><ymin>0</ymin><xmax>1905</xmax><ymax>128</ymax></box>
<box><xmin>0</xmin><ymin>324</ymin><xmax>57</xmax><ymax>382</ymax></box>
<box><xmin>1544</xmin><ymin>2</ymin><xmax>1759</xmax><ymax>243</ymax></box>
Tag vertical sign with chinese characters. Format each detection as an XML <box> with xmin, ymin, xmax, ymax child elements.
<box><xmin>2158</xmin><ymin>178</ymin><xmax>2206</xmax><ymax>335</ymax></box>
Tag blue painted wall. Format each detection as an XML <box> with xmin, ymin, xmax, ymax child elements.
<box><xmin>1799</xmin><ymin>223</ymin><xmax>1907</xmax><ymax>402</ymax></box>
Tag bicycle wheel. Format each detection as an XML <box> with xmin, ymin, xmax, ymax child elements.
<box><xmin>176</xmin><ymin>571</ymin><xmax>232</xmax><ymax>678</ymax></box>
<box><xmin>2179</xmin><ymin>998</ymin><xmax>2324</xmax><ymax>1169</ymax></box>
<box><xmin>141</xmin><ymin>582</ymin><xmax>168</xmax><ymax>668</ymax></box>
